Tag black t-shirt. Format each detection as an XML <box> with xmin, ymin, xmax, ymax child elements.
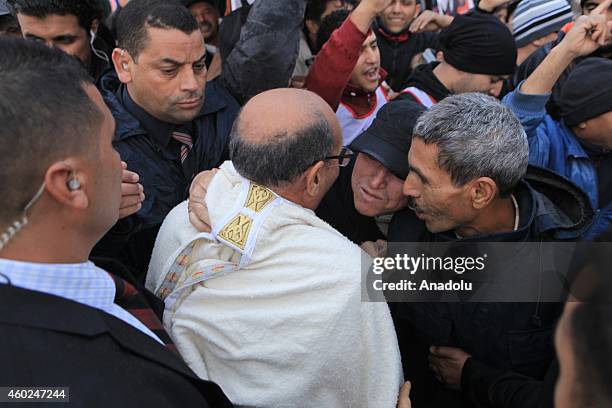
<box><xmin>315</xmin><ymin>158</ymin><xmax>385</xmax><ymax>245</ymax></box>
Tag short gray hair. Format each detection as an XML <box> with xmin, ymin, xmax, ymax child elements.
<box><xmin>229</xmin><ymin>110</ymin><xmax>335</xmax><ymax>187</ymax></box>
<box><xmin>414</xmin><ymin>93</ymin><xmax>528</xmax><ymax>196</ymax></box>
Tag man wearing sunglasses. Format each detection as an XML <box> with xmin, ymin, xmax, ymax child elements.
<box><xmin>146</xmin><ymin>88</ymin><xmax>403</xmax><ymax>407</ymax></box>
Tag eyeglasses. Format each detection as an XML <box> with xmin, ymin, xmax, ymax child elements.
<box><xmin>323</xmin><ymin>147</ymin><xmax>354</xmax><ymax>167</ymax></box>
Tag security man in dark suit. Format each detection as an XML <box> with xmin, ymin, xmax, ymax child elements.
<box><xmin>0</xmin><ymin>37</ymin><xmax>232</xmax><ymax>408</ymax></box>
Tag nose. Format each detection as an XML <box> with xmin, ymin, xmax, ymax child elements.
<box><xmin>364</xmin><ymin>46</ymin><xmax>378</xmax><ymax>64</ymax></box>
<box><xmin>403</xmin><ymin>173</ymin><xmax>420</xmax><ymax>198</ymax></box>
<box><xmin>490</xmin><ymin>81</ymin><xmax>503</xmax><ymax>97</ymax></box>
<box><xmin>369</xmin><ymin>168</ymin><xmax>388</xmax><ymax>189</ymax></box>
<box><xmin>194</xmin><ymin>13</ymin><xmax>205</xmax><ymax>24</ymax></box>
<box><xmin>180</xmin><ymin>68</ymin><xmax>200</xmax><ymax>93</ymax></box>
<box><xmin>391</xmin><ymin>1</ymin><xmax>402</xmax><ymax>13</ymax></box>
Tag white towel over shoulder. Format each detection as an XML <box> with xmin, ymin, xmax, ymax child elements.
<box><xmin>147</xmin><ymin>162</ymin><xmax>402</xmax><ymax>408</ymax></box>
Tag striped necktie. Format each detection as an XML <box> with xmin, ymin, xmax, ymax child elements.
<box><xmin>172</xmin><ymin>131</ymin><xmax>194</xmax><ymax>163</ymax></box>
<box><xmin>109</xmin><ymin>273</ymin><xmax>179</xmax><ymax>355</ymax></box>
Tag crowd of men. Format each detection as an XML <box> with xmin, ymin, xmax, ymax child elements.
<box><xmin>1</xmin><ymin>0</ymin><xmax>612</xmax><ymax>406</ymax></box>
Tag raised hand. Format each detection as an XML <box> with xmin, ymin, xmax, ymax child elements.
<box><xmin>558</xmin><ymin>11</ymin><xmax>610</xmax><ymax>58</ymax></box>
<box><xmin>409</xmin><ymin>10</ymin><xmax>453</xmax><ymax>33</ymax></box>
<box><xmin>360</xmin><ymin>0</ymin><xmax>395</xmax><ymax>15</ymax></box>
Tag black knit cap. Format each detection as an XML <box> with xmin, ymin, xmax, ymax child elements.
<box><xmin>560</xmin><ymin>58</ymin><xmax>612</xmax><ymax>127</ymax></box>
<box><xmin>350</xmin><ymin>100</ymin><xmax>425</xmax><ymax>180</ymax></box>
<box><xmin>439</xmin><ymin>11</ymin><xmax>517</xmax><ymax>75</ymax></box>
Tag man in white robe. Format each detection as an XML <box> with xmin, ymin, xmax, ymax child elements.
<box><xmin>147</xmin><ymin>88</ymin><xmax>403</xmax><ymax>408</ymax></box>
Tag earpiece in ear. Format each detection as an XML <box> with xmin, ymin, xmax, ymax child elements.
<box><xmin>67</xmin><ymin>178</ymin><xmax>81</xmax><ymax>191</ymax></box>
<box><xmin>122</xmin><ymin>63</ymin><xmax>129</xmax><ymax>70</ymax></box>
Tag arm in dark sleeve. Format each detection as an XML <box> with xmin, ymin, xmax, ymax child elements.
<box><xmin>305</xmin><ymin>17</ymin><xmax>367</xmax><ymax>111</ymax></box>
<box><xmin>461</xmin><ymin>357</ymin><xmax>557</xmax><ymax>408</ymax></box>
<box><xmin>220</xmin><ymin>0</ymin><xmax>306</xmax><ymax>105</ymax></box>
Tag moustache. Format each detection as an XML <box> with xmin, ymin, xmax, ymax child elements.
<box><xmin>406</xmin><ymin>197</ymin><xmax>417</xmax><ymax>211</ymax></box>
<box><xmin>199</xmin><ymin>21</ymin><xmax>213</xmax><ymax>31</ymax></box>
<box><xmin>173</xmin><ymin>91</ymin><xmax>204</xmax><ymax>104</ymax></box>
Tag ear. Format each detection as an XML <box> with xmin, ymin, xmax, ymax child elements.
<box><xmin>111</xmin><ymin>48</ymin><xmax>133</xmax><ymax>84</ymax></box>
<box><xmin>90</xmin><ymin>19</ymin><xmax>100</xmax><ymax>35</ymax></box>
<box><xmin>576</xmin><ymin>122</ymin><xmax>588</xmax><ymax>130</ymax></box>
<box><xmin>304</xmin><ymin>19</ymin><xmax>319</xmax><ymax>37</ymax></box>
<box><xmin>415</xmin><ymin>3</ymin><xmax>422</xmax><ymax>15</ymax></box>
<box><xmin>44</xmin><ymin>160</ymin><xmax>89</xmax><ymax>211</ymax></box>
<box><xmin>304</xmin><ymin>161</ymin><xmax>326</xmax><ymax>198</ymax></box>
<box><xmin>469</xmin><ymin>177</ymin><xmax>497</xmax><ymax>210</ymax></box>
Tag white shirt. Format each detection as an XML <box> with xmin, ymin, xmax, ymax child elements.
<box><xmin>0</xmin><ymin>258</ymin><xmax>163</xmax><ymax>344</ymax></box>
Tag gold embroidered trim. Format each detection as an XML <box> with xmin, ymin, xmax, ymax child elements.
<box><xmin>245</xmin><ymin>183</ymin><xmax>275</xmax><ymax>212</ymax></box>
<box><xmin>218</xmin><ymin>214</ymin><xmax>253</xmax><ymax>250</ymax></box>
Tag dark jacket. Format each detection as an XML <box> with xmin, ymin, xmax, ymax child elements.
<box><xmin>0</xmin><ymin>282</ymin><xmax>233</xmax><ymax>408</ymax></box>
<box><xmin>316</xmin><ymin>156</ymin><xmax>385</xmax><ymax>244</ymax></box>
<box><xmin>99</xmin><ymin>72</ymin><xmax>238</xmax><ymax>231</ymax></box>
<box><xmin>388</xmin><ymin>166</ymin><xmax>593</xmax><ymax>408</ymax></box>
<box><xmin>375</xmin><ymin>21</ymin><xmax>439</xmax><ymax>92</ymax></box>
<box><xmin>503</xmin><ymin>83</ymin><xmax>612</xmax><ymax>241</ymax></box>
<box><xmin>396</xmin><ymin>61</ymin><xmax>451</xmax><ymax>104</ymax></box>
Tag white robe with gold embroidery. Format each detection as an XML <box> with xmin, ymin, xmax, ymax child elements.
<box><xmin>146</xmin><ymin>161</ymin><xmax>403</xmax><ymax>408</ymax></box>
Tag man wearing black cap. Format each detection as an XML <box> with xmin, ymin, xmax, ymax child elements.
<box><xmin>316</xmin><ymin>99</ymin><xmax>425</xmax><ymax>244</ymax></box>
<box><xmin>503</xmin><ymin>13</ymin><xmax>612</xmax><ymax>240</ymax></box>
<box><xmin>0</xmin><ymin>0</ymin><xmax>19</xmax><ymax>37</ymax></box>
<box><xmin>396</xmin><ymin>10</ymin><xmax>517</xmax><ymax>106</ymax></box>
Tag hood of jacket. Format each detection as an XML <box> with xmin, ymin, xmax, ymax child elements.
<box><xmin>401</xmin><ymin>61</ymin><xmax>450</xmax><ymax>102</ymax></box>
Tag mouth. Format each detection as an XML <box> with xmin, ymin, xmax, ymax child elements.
<box><xmin>177</xmin><ymin>97</ymin><xmax>203</xmax><ymax>110</ymax></box>
<box><xmin>363</xmin><ymin>67</ymin><xmax>380</xmax><ymax>83</ymax></box>
<box><xmin>414</xmin><ymin>209</ymin><xmax>428</xmax><ymax>220</ymax></box>
<box><xmin>360</xmin><ymin>186</ymin><xmax>383</xmax><ymax>202</ymax></box>
<box><xmin>408</xmin><ymin>199</ymin><xmax>428</xmax><ymax>220</ymax></box>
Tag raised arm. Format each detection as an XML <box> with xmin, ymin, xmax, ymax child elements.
<box><xmin>220</xmin><ymin>0</ymin><xmax>307</xmax><ymax>105</ymax></box>
<box><xmin>305</xmin><ymin>0</ymin><xmax>392</xmax><ymax>111</ymax></box>
<box><xmin>504</xmin><ymin>12</ymin><xmax>610</xmax><ymax>121</ymax></box>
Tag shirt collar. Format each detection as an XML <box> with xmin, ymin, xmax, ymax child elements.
<box><xmin>121</xmin><ymin>86</ymin><xmax>176</xmax><ymax>149</ymax></box>
<box><xmin>0</xmin><ymin>258</ymin><xmax>116</xmax><ymax>312</ymax></box>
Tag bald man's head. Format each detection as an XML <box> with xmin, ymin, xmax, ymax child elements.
<box><xmin>230</xmin><ymin>88</ymin><xmax>342</xmax><ymax>188</ymax></box>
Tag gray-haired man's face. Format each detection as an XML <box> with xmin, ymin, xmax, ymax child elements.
<box><xmin>403</xmin><ymin>138</ymin><xmax>474</xmax><ymax>234</ymax></box>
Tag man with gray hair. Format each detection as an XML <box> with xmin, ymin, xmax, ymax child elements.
<box><xmin>146</xmin><ymin>88</ymin><xmax>404</xmax><ymax>408</ymax></box>
<box><xmin>389</xmin><ymin>93</ymin><xmax>593</xmax><ymax>407</ymax></box>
